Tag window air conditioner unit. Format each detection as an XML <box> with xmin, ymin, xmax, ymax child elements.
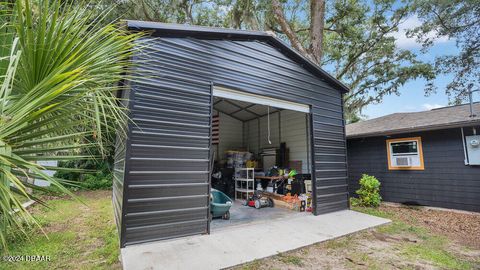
<box><xmin>395</xmin><ymin>156</ymin><xmax>411</xmax><ymax>167</ymax></box>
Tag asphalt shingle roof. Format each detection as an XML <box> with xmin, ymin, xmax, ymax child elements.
<box><xmin>346</xmin><ymin>103</ymin><xmax>480</xmax><ymax>138</ymax></box>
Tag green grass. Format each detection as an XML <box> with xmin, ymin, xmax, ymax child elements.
<box><xmin>352</xmin><ymin>206</ymin><xmax>394</xmax><ymax>219</ymax></box>
<box><xmin>402</xmin><ymin>237</ymin><xmax>474</xmax><ymax>270</ymax></box>
<box><xmin>239</xmin><ymin>259</ymin><xmax>263</xmax><ymax>270</ymax></box>
<box><xmin>345</xmin><ymin>252</ymin><xmax>380</xmax><ymax>270</ymax></box>
<box><xmin>353</xmin><ymin>205</ymin><xmax>428</xmax><ymax>238</ymax></box>
<box><xmin>13</xmin><ymin>193</ymin><xmax>32</xmax><ymax>204</ymax></box>
<box><xmin>353</xmin><ymin>206</ymin><xmax>478</xmax><ymax>270</ymax></box>
<box><xmin>1</xmin><ymin>191</ymin><xmax>120</xmax><ymax>270</ymax></box>
<box><xmin>377</xmin><ymin>220</ymin><xmax>429</xmax><ymax>239</ymax></box>
<box><xmin>323</xmin><ymin>236</ymin><xmax>350</xmax><ymax>249</ymax></box>
<box><xmin>277</xmin><ymin>254</ymin><xmax>304</xmax><ymax>266</ymax></box>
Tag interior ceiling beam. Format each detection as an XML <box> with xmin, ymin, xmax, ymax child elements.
<box><xmin>214</xmin><ymin>98</ymin><xmax>285</xmax><ymax>122</ymax></box>
<box><xmin>222</xmin><ymin>99</ymin><xmax>272</xmax><ymax>118</ymax></box>
<box><xmin>213</xmin><ymin>86</ymin><xmax>311</xmax><ymax>113</ymax></box>
<box><xmin>222</xmin><ymin>99</ymin><xmax>244</xmax><ymax>110</ymax></box>
<box><xmin>244</xmin><ymin>107</ymin><xmax>263</xmax><ymax>117</ymax></box>
<box><xmin>213</xmin><ymin>107</ymin><xmax>246</xmax><ymax>122</ymax></box>
<box><xmin>256</xmin><ymin>109</ymin><xmax>282</xmax><ymax>119</ymax></box>
<box><xmin>230</xmin><ymin>103</ymin><xmax>257</xmax><ymax>115</ymax></box>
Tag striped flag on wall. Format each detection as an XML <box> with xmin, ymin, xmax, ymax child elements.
<box><xmin>212</xmin><ymin>115</ymin><xmax>219</xmax><ymax>144</ymax></box>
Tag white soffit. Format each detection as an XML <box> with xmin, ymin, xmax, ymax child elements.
<box><xmin>213</xmin><ymin>86</ymin><xmax>310</xmax><ymax>113</ymax></box>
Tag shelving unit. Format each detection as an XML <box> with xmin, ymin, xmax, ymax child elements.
<box><xmin>234</xmin><ymin>168</ymin><xmax>255</xmax><ymax>200</ymax></box>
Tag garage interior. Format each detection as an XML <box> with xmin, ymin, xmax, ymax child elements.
<box><xmin>210</xmin><ymin>89</ymin><xmax>313</xmax><ymax>229</ymax></box>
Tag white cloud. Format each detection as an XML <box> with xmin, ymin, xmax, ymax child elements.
<box><xmin>389</xmin><ymin>15</ymin><xmax>450</xmax><ymax>49</ymax></box>
<box><xmin>402</xmin><ymin>105</ymin><xmax>418</xmax><ymax>112</ymax></box>
<box><xmin>422</xmin><ymin>103</ymin><xmax>443</xmax><ymax>110</ymax></box>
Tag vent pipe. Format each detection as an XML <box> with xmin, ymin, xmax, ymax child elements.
<box><xmin>469</xmin><ymin>89</ymin><xmax>479</xmax><ymax>117</ymax></box>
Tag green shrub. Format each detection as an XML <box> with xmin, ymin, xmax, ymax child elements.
<box><xmin>80</xmin><ymin>170</ymin><xmax>113</xmax><ymax>190</ymax></box>
<box><xmin>54</xmin><ymin>158</ymin><xmax>113</xmax><ymax>190</ymax></box>
<box><xmin>350</xmin><ymin>197</ymin><xmax>361</xmax><ymax>207</ymax></box>
<box><xmin>54</xmin><ymin>134</ymin><xmax>114</xmax><ymax>190</ymax></box>
<box><xmin>355</xmin><ymin>174</ymin><xmax>382</xmax><ymax>207</ymax></box>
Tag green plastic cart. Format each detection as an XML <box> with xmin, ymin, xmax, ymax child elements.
<box><xmin>210</xmin><ymin>189</ymin><xmax>233</xmax><ymax>220</ymax></box>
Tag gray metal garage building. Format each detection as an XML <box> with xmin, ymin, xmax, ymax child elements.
<box><xmin>113</xmin><ymin>21</ymin><xmax>350</xmax><ymax>247</ymax></box>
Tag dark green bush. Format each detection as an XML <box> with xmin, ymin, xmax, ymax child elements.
<box><xmin>54</xmin><ymin>134</ymin><xmax>114</xmax><ymax>190</ymax></box>
<box><xmin>354</xmin><ymin>174</ymin><xmax>382</xmax><ymax>207</ymax></box>
<box><xmin>55</xmin><ymin>159</ymin><xmax>113</xmax><ymax>190</ymax></box>
<box><xmin>81</xmin><ymin>171</ymin><xmax>112</xmax><ymax>190</ymax></box>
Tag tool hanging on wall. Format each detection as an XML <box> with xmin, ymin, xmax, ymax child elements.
<box><xmin>267</xmin><ymin>106</ymin><xmax>272</xmax><ymax>144</ymax></box>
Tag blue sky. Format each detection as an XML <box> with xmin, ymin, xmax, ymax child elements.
<box><xmin>361</xmin><ymin>15</ymin><xmax>479</xmax><ymax>119</ymax></box>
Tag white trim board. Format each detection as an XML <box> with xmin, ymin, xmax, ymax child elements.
<box><xmin>213</xmin><ymin>86</ymin><xmax>310</xmax><ymax>113</ymax></box>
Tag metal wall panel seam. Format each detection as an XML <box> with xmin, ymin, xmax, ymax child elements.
<box><xmin>129</xmin><ymin>183</ymin><xmax>209</xmax><ymax>188</ymax></box>
<box><xmin>126</xmin><ymin>206</ymin><xmax>209</xmax><ymax>217</ymax></box>
<box><xmin>207</xmin><ymin>82</ymin><xmax>214</xmax><ymax>235</ymax></box>
<box><xmin>133</xmin><ymin>49</ymin><xmax>341</xmax><ymax>102</ymax></box>
<box><xmin>134</xmin><ymin>105</ymin><xmax>211</xmax><ymax>117</ymax></box>
<box><xmin>126</xmin><ymin>218</ymin><xmax>208</xmax><ymax>231</ymax></box>
<box><xmin>341</xmin><ymin>93</ymin><xmax>350</xmax><ymax>209</ymax></box>
<box><xmin>119</xmin><ymin>59</ymin><xmax>137</xmax><ymax>248</ymax></box>
<box><xmin>138</xmin><ymin>59</ymin><xmax>342</xmax><ymax>105</ymax></box>
<box><xmin>309</xmin><ymin>111</ymin><xmax>319</xmax><ymax>215</ymax></box>
<box><xmin>162</xmin><ymin>38</ymin><xmax>340</xmax><ymax>95</ymax></box>
<box><xmin>136</xmin><ymin>61</ymin><xmax>341</xmax><ymax>106</ymax></box>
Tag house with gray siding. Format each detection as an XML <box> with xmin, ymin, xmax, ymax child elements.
<box><xmin>114</xmin><ymin>21</ymin><xmax>350</xmax><ymax>247</ymax></box>
<box><xmin>346</xmin><ymin>103</ymin><xmax>480</xmax><ymax>212</ymax></box>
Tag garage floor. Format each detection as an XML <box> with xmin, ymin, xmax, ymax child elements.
<box><xmin>121</xmin><ymin>210</ymin><xmax>390</xmax><ymax>270</ymax></box>
<box><xmin>210</xmin><ymin>200</ymin><xmax>305</xmax><ymax>231</ymax></box>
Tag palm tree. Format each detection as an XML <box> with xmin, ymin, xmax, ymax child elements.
<box><xmin>0</xmin><ymin>0</ymin><xmax>139</xmax><ymax>249</ymax></box>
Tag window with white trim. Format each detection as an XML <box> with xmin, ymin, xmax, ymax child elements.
<box><xmin>386</xmin><ymin>137</ymin><xmax>424</xmax><ymax>170</ymax></box>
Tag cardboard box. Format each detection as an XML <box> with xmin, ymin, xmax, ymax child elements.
<box><xmin>271</xmin><ymin>198</ymin><xmax>301</xmax><ymax>211</ymax></box>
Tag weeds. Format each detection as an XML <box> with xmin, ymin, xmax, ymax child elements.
<box><xmin>278</xmin><ymin>253</ymin><xmax>304</xmax><ymax>266</ymax></box>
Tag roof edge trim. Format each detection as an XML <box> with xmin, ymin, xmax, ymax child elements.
<box><xmin>346</xmin><ymin>121</ymin><xmax>480</xmax><ymax>139</ymax></box>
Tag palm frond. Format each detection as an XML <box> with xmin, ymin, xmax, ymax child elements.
<box><xmin>0</xmin><ymin>0</ymin><xmax>140</xmax><ymax>250</ymax></box>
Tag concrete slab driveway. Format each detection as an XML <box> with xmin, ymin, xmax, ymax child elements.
<box><xmin>121</xmin><ymin>210</ymin><xmax>390</xmax><ymax>270</ymax></box>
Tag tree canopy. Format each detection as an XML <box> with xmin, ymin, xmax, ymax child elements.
<box><xmin>91</xmin><ymin>0</ymin><xmax>475</xmax><ymax>117</ymax></box>
<box><xmin>409</xmin><ymin>0</ymin><xmax>479</xmax><ymax>104</ymax></box>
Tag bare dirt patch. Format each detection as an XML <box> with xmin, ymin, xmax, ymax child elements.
<box><xmin>378</xmin><ymin>205</ymin><xmax>480</xmax><ymax>249</ymax></box>
<box><xmin>233</xmin><ymin>205</ymin><xmax>480</xmax><ymax>270</ymax></box>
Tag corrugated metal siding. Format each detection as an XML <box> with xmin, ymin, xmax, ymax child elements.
<box><xmin>113</xmin><ymin>133</ymin><xmax>126</xmax><ymax>236</ymax></box>
<box><xmin>347</xmin><ymin>128</ymin><xmax>480</xmax><ymax>212</ymax></box>
<box><xmin>218</xmin><ymin>113</ymin><xmax>244</xmax><ymax>158</ymax></box>
<box><xmin>245</xmin><ymin>118</ymin><xmax>260</xmax><ymax>154</ymax></box>
<box><xmin>312</xmin><ymin>105</ymin><xmax>349</xmax><ymax>214</ymax></box>
<box><xmin>119</xmin><ymin>36</ymin><xmax>347</xmax><ymax>246</ymax></box>
<box><xmin>112</xmin><ymin>88</ymin><xmax>129</xmax><ymax>238</ymax></box>
<box><xmin>280</xmin><ymin>110</ymin><xmax>310</xmax><ymax>173</ymax></box>
<box><xmin>122</xmin><ymin>58</ymin><xmax>212</xmax><ymax>245</ymax></box>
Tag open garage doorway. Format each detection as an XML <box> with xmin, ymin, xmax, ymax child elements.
<box><xmin>210</xmin><ymin>87</ymin><xmax>314</xmax><ymax>230</ymax></box>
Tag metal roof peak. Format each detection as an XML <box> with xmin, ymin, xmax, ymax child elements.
<box><xmin>125</xmin><ymin>20</ymin><xmax>350</xmax><ymax>94</ymax></box>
